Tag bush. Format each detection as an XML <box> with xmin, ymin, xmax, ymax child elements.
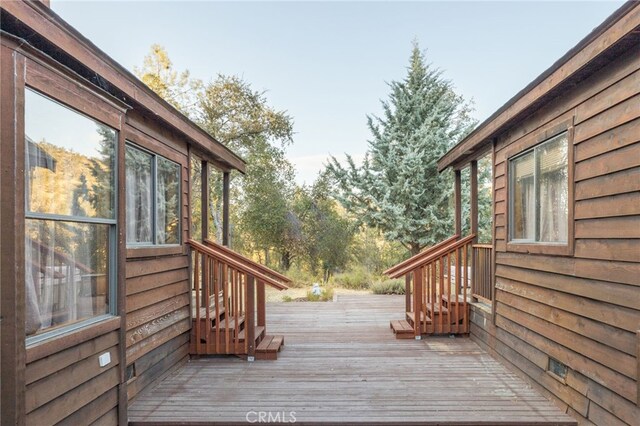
<box><xmin>284</xmin><ymin>265</ymin><xmax>315</xmax><ymax>288</ymax></box>
<box><xmin>332</xmin><ymin>267</ymin><xmax>373</xmax><ymax>290</ymax></box>
<box><xmin>282</xmin><ymin>295</ymin><xmax>293</xmax><ymax>302</ymax></box>
<box><xmin>371</xmin><ymin>279</ymin><xmax>405</xmax><ymax>295</ymax></box>
<box><xmin>306</xmin><ymin>286</ymin><xmax>335</xmax><ymax>302</ymax></box>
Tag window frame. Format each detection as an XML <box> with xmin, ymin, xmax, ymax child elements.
<box><xmin>23</xmin><ymin>85</ymin><xmax>120</xmax><ymax>345</ymax></box>
<box><xmin>505</xmin><ymin>122</ymin><xmax>574</xmax><ymax>256</ymax></box>
<box><xmin>125</xmin><ymin>141</ymin><xmax>182</xmax><ymax>250</ymax></box>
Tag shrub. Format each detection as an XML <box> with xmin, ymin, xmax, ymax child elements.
<box><xmin>284</xmin><ymin>265</ymin><xmax>315</xmax><ymax>288</ymax></box>
<box><xmin>306</xmin><ymin>286</ymin><xmax>335</xmax><ymax>302</ymax></box>
<box><xmin>332</xmin><ymin>267</ymin><xmax>373</xmax><ymax>290</ymax></box>
<box><xmin>371</xmin><ymin>279</ymin><xmax>405</xmax><ymax>295</ymax></box>
<box><xmin>281</xmin><ymin>295</ymin><xmax>293</xmax><ymax>302</ymax></box>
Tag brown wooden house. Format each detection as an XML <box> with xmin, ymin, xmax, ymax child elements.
<box><xmin>1</xmin><ymin>1</ymin><xmax>289</xmax><ymax>424</ymax></box>
<box><xmin>388</xmin><ymin>2</ymin><xmax>639</xmax><ymax>424</ymax></box>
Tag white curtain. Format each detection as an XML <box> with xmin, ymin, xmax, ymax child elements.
<box><xmin>126</xmin><ymin>159</ymin><xmax>152</xmax><ymax>243</ymax></box>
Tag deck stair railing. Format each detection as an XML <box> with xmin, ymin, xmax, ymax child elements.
<box><xmin>385</xmin><ymin>234</ymin><xmax>475</xmax><ymax>338</ymax></box>
<box><xmin>188</xmin><ymin>239</ymin><xmax>290</xmax><ymax>360</ymax></box>
<box><xmin>471</xmin><ymin>244</ymin><xmax>493</xmax><ymax>303</ymax></box>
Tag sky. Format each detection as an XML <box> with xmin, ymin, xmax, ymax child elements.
<box><xmin>52</xmin><ymin>0</ymin><xmax>624</xmax><ymax>185</ymax></box>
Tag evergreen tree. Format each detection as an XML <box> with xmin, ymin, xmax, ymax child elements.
<box><xmin>327</xmin><ymin>42</ymin><xmax>475</xmax><ymax>255</ymax></box>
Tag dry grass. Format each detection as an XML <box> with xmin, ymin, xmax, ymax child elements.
<box><xmin>266</xmin><ymin>286</ymin><xmax>370</xmax><ymax>302</ymax></box>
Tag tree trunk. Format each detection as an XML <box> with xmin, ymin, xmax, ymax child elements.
<box><xmin>410</xmin><ymin>243</ymin><xmax>421</xmax><ymax>256</ymax></box>
<box><xmin>281</xmin><ymin>250</ymin><xmax>291</xmax><ymax>271</ymax></box>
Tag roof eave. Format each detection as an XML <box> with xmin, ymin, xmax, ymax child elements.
<box><xmin>437</xmin><ymin>0</ymin><xmax>640</xmax><ymax>172</ymax></box>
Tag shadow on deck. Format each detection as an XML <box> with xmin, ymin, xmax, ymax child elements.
<box><xmin>128</xmin><ymin>295</ymin><xmax>575</xmax><ymax>425</ymax></box>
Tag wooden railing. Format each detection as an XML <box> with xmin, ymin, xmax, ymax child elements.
<box><xmin>472</xmin><ymin>244</ymin><xmax>493</xmax><ymax>303</ymax></box>
<box><xmin>188</xmin><ymin>239</ymin><xmax>290</xmax><ymax>358</ymax></box>
<box><xmin>386</xmin><ymin>235</ymin><xmax>475</xmax><ymax>337</ymax></box>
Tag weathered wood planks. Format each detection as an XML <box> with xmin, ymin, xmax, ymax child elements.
<box><xmin>129</xmin><ymin>295</ymin><xmax>574</xmax><ymax>425</ymax></box>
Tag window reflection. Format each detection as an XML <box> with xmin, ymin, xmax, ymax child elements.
<box><xmin>24</xmin><ymin>88</ymin><xmax>116</xmax><ymax>339</ymax></box>
<box><xmin>25</xmin><ymin>89</ymin><xmax>115</xmax><ymax>219</ymax></box>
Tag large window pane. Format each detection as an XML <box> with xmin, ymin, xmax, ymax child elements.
<box><xmin>126</xmin><ymin>146</ymin><xmax>153</xmax><ymax>244</ymax></box>
<box><xmin>538</xmin><ymin>134</ymin><xmax>568</xmax><ymax>242</ymax></box>
<box><xmin>25</xmin><ymin>219</ymin><xmax>110</xmax><ymax>336</ymax></box>
<box><xmin>25</xmin><ymin>88</ymin><xmax>115</xmax><ymax>219</ymax></box>
<box><xmin>157</xmin><ymin>157</ymin><xmax>181</xmax><ymax>244</ymax></box>
<box><xmin>511</xmin><ymin>152</ymin><xmax>535</xmax><ymax>240</ymax></box>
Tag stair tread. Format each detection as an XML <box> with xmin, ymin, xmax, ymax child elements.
<box><xmin>390</xmin><ymin>320</ymin><xmax>413</xmax><ymax>333</ymax></box>
<box><xmin>238</xmin><ymin>326</ymin><xmax>265</xmax><ymax>341</ymax></box>
<box><xmin>426</xmin><ymin>304</ymin><xmax>449</xmax><ymax>314</ymax></box>
<box><xmin>442</xmin><ymin>294</ymin><xmax>468</xmax><ymax>304</ymax></box>
<box><xmin>217</xmin><ymin>315</ymin><xmax>245</xmax><ymax>329</ymax></box>
<box><xmin>406</xmin><ymin>311</ymin><xmax>433</xmax><ymax>325</ymax></box>
<box><xmin>257</xmin><ymin>335</ymin><xmax>284</xmax><ymax>353</ymax></box>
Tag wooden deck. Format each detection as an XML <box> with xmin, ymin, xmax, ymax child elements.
<box><xmin>128</xmin><ymin>295</ymin><xmax>576</xmax><ymax>425</ymax></box>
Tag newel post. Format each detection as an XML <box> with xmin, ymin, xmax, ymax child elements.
<box><xmin>246</xmin><ymin>275</ymin><xmax>256</xmax><ymax>360</ymax></box>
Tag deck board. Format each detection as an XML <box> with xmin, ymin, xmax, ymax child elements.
<box><xmin>128</xmin><ymin>295</ymin><xmax>576</xmax><ymax>425</ymax></box>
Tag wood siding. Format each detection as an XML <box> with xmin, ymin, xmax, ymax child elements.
<box><xmin>483</xmin><ymin>42</ymin><xmax>640</xmax><ymax>425</ymax></box>
<box><xmin>24</xmin><ymin>319</ymin><xmax>121</xmax><ymax>425</ymax></box>
<box><xmin>124</xmin><ymin>114</ymin><xmax>191</xmax><ymax>401</ymax></box>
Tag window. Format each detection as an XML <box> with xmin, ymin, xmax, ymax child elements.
<box><xmin>24</xmin><ymin>88</ymin><xmax>116</xmax><ymax>341</ymax></box>
<box><xmin>126</xmin><ymin>144</ymin><xmax>181</xmax><ymax>246</ymax></box>
<box><xmin>509</xmin><ymin>132</ymin><xmax>569</xmax><ymax>244</ymax></box>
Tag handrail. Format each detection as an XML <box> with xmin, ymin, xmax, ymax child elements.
<box><xmin>188</xmin><ymin>239</ymin><xmax>289</xmax><ymax>290</ymax></box>
<box><xmin>203</xmin><ymin>239</ymin><xmax>292</xmax><ymax>285</ymax></box>
<box><xmin>383</xmin><ymin>235</ymin><xmax>459</xmax><ymax>276</ymax></box>
<box><xmin>386</xmin><ymin>234</ymin><xmax>476</xmax><ymax>279</ymax></box>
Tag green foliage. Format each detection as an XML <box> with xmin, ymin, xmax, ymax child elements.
<box><xmin>331</xmin><ymin>266</ymin><xmax>373</xmax><ymax>290</ymax></box>
<box><xmin>292</xmin><ymin>176</ymin><xmax>355</xmax><ymax>281</ymax></box>
<box><xmin>326</xmin><ymin>42</ymin><xmax>476</xmax><ymax>255</ymax></box>
<box><xmin>459</xmin><ymin>154</ymin><xmax>492</xmax><ymax>243</ymax></box>
<box><xmin>282</xmin><ymin>264</ymin><xmax>314</xmax><ymax>289</ymax></box>
<box><xmin>371</xmin><ymin>279</ymin><xmax>406</xmax><ymax>295</ymax></box>
<box><xmin>281</xmin><ymin>295</ymin><xmax>293</xmax><ymax>302</ymax></box>
<box><xmin>134</xmin><ymin>44</ymin><xmax>202</xmax><ymax>118</ymax></box>
<box><xmin>306</xmin><ymin>286</ymin><xmax>335</xmax><ymax>302</ymax></box>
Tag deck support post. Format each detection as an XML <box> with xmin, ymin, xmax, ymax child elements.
<box><xmin>201</xmin><ymin>160</ymin><xmax>209</xmax><ymax>241</ymax></box>
<box><xmin>222</xmin><ymin>171</ymin><xmax>230</xmax><ymax>246</ymax></box>
<box><xmin>470</xmin><ymin>160</ymin><xmax>478</xmax><ymax>296</ymax></box>
<box><xmin>454</xmin><ymin>169</ymin><xmax>462</xmax><ymax>236</ymax></box>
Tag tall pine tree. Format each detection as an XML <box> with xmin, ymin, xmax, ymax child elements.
<box><xmin>327</xmin><ymin>42</ymin><xmax>475</xmax><ymax>255</ymax></box>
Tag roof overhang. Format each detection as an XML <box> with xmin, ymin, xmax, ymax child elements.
<box><xmin>438</xmin><ymin>0</ymin><xmax>640</xmax><ymax>172</ymax></box>
<box><xmin>1</xmin><ymin>1</ymin><xmax>246</xmax><ymax>173</ymax></box>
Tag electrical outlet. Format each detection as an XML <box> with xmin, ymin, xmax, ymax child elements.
<box><xmin>98</xmin><ymin>352</ymin><xmax>111</xmax><ymax>367</ymax></box>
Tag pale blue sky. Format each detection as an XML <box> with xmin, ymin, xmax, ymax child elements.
<box><xmin>52</xmin><ymin>1</ymin><xmax>623</xmax><ymax>184</ymax></box>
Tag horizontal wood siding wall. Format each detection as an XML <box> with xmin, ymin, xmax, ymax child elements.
<box><xmin>24</xmin><ymin>320</ymin><xmax>121</xmax><ymax>424</ymax></box>
<box><xmin>124</xmin><ymin>114</ymin><xmax>191</xmax><ymax>401</ymax></box>
<box><xmin>485</xmin><ymin>43</ymin><xmax>640</xmax><ymax>425</ymax></box>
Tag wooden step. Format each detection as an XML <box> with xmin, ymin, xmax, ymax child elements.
<box><xmin>426</xmin><ymin>304</ymin><xmax>449</xmax><ymax>316</ymax></box>
<box><xmin>441</xmin><ymin>294</ymin><xmax>467</xmax><ymax>307</ymax></box>
<box><xmin>216</xmin><ymin>315</ymin><xmax>245</xmax><ymax>330</ymax></box>
<box><xmin>406</xmin><ymin>311</ymin><xmax>432</xmax><ymax>327</ymax></box>
<box><xmin>390</xmin><ymin>320</ymin><xmax>414</xmax><ymax>339</ymax></box>
<box><xmin>256</xmin><ymin>335</ymin><xmax>284</xmax><ymax>360</ymax></box>
<box><xmin>238</xmin><ymin>326</ymin><xmax>265</xmax><ymax>342</ymax></box>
